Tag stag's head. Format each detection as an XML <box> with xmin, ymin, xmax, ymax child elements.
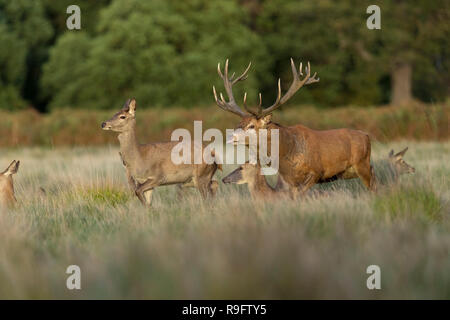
<box><xmin>101</xmin><ymin>98</ymin><xmax>137</xmax><ymax>133</ymax></box>
<box><xmin>213</xmin><ymin>59</ymin><xmax>319</xmax><ymax>145</ymax></box>
<box><xmin>388</xmin><ymin>147</ymin><xmax>415</xmax><ymax>174</ymax></box>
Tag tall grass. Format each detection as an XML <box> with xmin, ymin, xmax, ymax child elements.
<box><xmin>0</xmin><ymin>141</ymin><xmax>448</xmax><ymax>299</ymax></box>
<box><xmin>0</xmin><ymin>102</ymin><xmax>448</xmax><ymax>147</ymax></box>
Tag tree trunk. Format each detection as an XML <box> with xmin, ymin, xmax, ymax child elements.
<box><xmin>390</xmin><ymin>62</ymin><xmax>413</xmax><ymax>105</ymax></box>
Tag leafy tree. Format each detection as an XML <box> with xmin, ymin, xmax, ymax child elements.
<box><xmin>0</xmin><ymin>0</ymin><xmax>53</xmax><ymax>110</ymax></box>
<box><xmin>375</xmin><ymin>0</ymin><xmax>449</xmax><ymax>104</ymax></box>
<box><xmin>42</xmin><ymin>0</ymin><xmax>270</xmax><ymax>110</ymax></box>
<box><xmin>0</xmin><ymin>23</ymin><xmax>27</xmax><ymax>109</ymax></box>
<box><xmin>258</xmin><ymin>0</ymin><xmax>449</xmax><ymax>106</ymax></box>
<box><xmin>42</xmin><ymin>0</ymin><xmax>111</xmax><ymax>36</ymax></box>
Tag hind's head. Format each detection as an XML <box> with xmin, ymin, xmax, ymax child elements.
<box><xmin>388</xmin><ymin>147</ymin><xmax>415</xmax><ymax>175</ymax></box>
<box><xmin>101</xmin><ymin>98</ymin><xmax>137</xmax><ymax>133</ymax></box>
<box><xmin>0</xmin><ymin>160</ymin><xmax>20</xmax><ymax>179</ymax></box>
<box><xmin>0</xmin><ymin>160</ymin><xmax>20</xmax><ymax>207</ymax></box>
<box><xmin>222</xmin><ymin>162</ymin><xmax>260</xmax><ymax>185</ymax></box>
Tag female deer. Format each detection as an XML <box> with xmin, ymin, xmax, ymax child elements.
<box><xmin>0</xmin><ymin>160</ymin><xmax>20</xmax><ymax>208</ymax></box>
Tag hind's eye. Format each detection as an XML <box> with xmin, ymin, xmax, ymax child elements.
<box><xmin>120</xmin><ymin>116</ymin><xmax>126</xmax><ymax>119</ymax></box>
<box><xmin>248</xmin><ymin>125</ymin><xmax>255</xmax><ymax>129</ymax></box>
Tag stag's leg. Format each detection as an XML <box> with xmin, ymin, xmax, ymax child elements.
<box><xmin>299</xmin><ymin>173</ymin><xmax>320</xmax><ymax>195</ymax></box>
<box><xmin>355</xmin><ymin>160</ymin><xmax>376</xmax><ymax>191</ymax></box>
<box><xmin>287</xmin><ymin>173</ymin><xmax>318</xmax><ymax>199</ymax></box>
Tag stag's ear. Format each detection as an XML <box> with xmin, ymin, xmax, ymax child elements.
<box><xmin>4</xmin><ymin>160</ymin><xmax>20</xmax><ymax>176</ymax></box>
<box><xmin>128</xmin><ymin>98</ymin><xmax>137</xmax><ymax>116</ymax></box>
<box><xmin>395</xmin><ymin>147</ymin><xmax>408</xmax><ymax>158</ymax></box>
<box><xmin>260</xmin><ymin>114</ymin><xmax>272</xmax><ymax>125</ymax></box>
<box><xmin>388</xmin><ymin>149</ymin><xmax>395</xmax><ymax>158</ymax></box>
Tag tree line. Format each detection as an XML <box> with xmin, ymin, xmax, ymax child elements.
<box><xmin>0</xmin><ymin>0</ymin><xmax>448</xmax><ymax>111</ymax></box>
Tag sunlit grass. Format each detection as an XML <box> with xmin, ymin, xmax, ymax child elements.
<box><xmin>0</xmin><ymin>141</ymin><xmax>448</xmax><ymax>299</ymax></box>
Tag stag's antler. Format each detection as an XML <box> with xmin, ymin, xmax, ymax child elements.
<box><xmin>256</xmin><ymin>59</ymin><xmax>319</xmax><ymax>117</ymax></box>
<box><xmin>213</xmin><ymin>59</ymin><xmax>251</xmax><ymax>117</ymax></box>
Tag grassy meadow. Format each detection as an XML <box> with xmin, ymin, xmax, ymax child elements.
<box><xmin>0</xmin><ymin>140</ymin><xmax>448</xmax><ymax>299</ymax></box>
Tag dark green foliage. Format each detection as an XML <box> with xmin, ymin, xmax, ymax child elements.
<box><xmin>42</xmin><ymin>0</ymin><xmax>268</xmax><ymax>109</ymax></box>
<box><xmin>0</xmin><ymin>0</ymin><xmax>53</xmax><ymax>110</ymax></box>
<box><xmin>0</xmin><ymin>0</ymin><xmax>448</xmax><ymax>110</ymax></box>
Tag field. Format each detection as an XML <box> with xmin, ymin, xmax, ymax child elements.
<box><xmin>0</xmin><ymin>140</ymin><xmax>448</xmax><ymax>299</ymax></box>
<box><xmin>0</xmin><ymin>102</ymin><xmax>448</xmax><ymax>147</ymax></box>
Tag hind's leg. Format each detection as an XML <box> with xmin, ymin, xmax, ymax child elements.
<box><xmin>196</xmin><ymin>175</ymin><xmax>216</xmax><ymax>199</ymax></box>
<box><xmin>209</xmin><ymin>180</ymin><xmax>219</xmax><ymax>196</ymax></box>
<box><xmin>143</xmin><ymin>189</ymin><xmax>154</xmax><ymax>205</ymax></box>
<box><xmin>195</xmin><ymin>165</ymin><xmax>218</xmax><ymax>199</ymax></box>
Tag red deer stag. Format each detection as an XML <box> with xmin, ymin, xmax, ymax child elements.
<box><xmin>213</xmin><ymin>59</ymin><xmax>376</xmax><ymax>197</ymax></box>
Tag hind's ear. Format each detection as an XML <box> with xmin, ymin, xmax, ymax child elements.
<box><xmin>388</xmin><ymin>149</ymin><xmax>395</xmax><ymax>158</ymax></box>
<box><xmin>128</xmin><ymin>98</ymin><xmax>136</xmax><ymax>116</ymax></box>
<box><xmin>4</xmin><ymin>160</ymin><xmax>19</xmax><ymax>176</ymax></box>
<box><xmin>395</xmin><ymin>147</ymin><xmax>408</xmax><ymax>158</ymax></box>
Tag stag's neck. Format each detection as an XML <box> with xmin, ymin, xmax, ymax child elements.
<box><xmin>266</xmin><ymin>122</ymin><xmax>300</xmax><ymax>157</ymax></box>
<box><xmin>118</xmin><ymin>127</ymin><xmax>141</xmax><ymax>165</ymax></box>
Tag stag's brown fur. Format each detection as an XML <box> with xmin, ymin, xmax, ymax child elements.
<box><xmin>240</xmin><ymin>117</ymin><xmax>375</xmax><ymax>196</ymax></box>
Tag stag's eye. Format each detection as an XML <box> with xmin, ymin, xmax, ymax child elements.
<box><xmin>120</xmin><ymin>116</ymin><xmax>126</xmax><ymax>119</ymax></box>
<box><xmin>248</xmin><ymin>125</ymin><xmax>255</xmax><ymax>129</ymax></box>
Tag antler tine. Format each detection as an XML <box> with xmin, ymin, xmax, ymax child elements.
<box><xmin>260</xmin><ymin>59</ymin><xmax>319</xmax><ymax>116</ymax></box>
<box><xmin>306</xmin><ymin>72</ymin><xmax>320</xmax><ymax>84</ymax></box>
<box><xmin>291</xmin><ymin>58</ymin><xmax>299</xmax><ymax>81</ymax></box>
<box><xmin>213</xmin><ymin>59</ymin><xmax>251</xmax><ymax>117</ymax></box>
<box><xmin>217</xmin><ymin>62</ymin><xmax>224</xmax><ymax>79</ymax></box>
<box><xmin>243</xmin><ymin>92</ymin><xmax>259</xmax><ymax>116</ymax></box>
<box><xmin>232</xmin><ymin>62</ymin><xmax>251</xmax><ymax>85</ymax></box>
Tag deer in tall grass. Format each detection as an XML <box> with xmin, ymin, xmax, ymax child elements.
<box><xmin>102</xmin><ymin>98</ymin><xmax>221</xmax><ymax>207</ymax></box>
<box><xmin>213</xmin><ymin>59</ymin><xmax>376</xmax><ymax>198</ymax></box>
<box><xmin>0</xmin><ymin>160</ymin><xmax>20</xmax><ymax>208</ymax></box>
<box><xmin>223</xmin><ymin>147</ymin><xmax>415</xmax><ymax>201</ymax></box>
<box><xmin>222</xmin><ymin>162</ymin><xmax>279</xmax><ymax>201</ymax></box>
<box><xmin>375</xmin><ymin>147</ymin><xmax>415</xmax><ymax>184</ymax></box>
